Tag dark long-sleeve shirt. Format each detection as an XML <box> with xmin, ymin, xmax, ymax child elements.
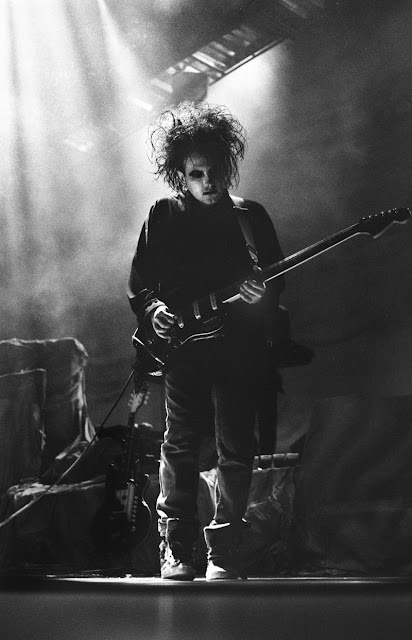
<box><xmin>127</xmin><ymin>190</ymin><xmax>284</xmax><ymax>340</ymax></box>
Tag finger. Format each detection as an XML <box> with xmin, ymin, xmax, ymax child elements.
<box><xmin>157</xmin><ymin>327</ymin><xmax>172</xmax><ymax>336</ymax></box>
<box><xmin>241</xmin><ymin>282</ymin><xmax>265</xmax><ymax>297</ymax></box>
<box><xmin>154</xmin><ymin>320</ymin><xmax>175</xmax><ymax>339</ymax></box>
<box><xmin>239</xmin><ymin>288</ymin><xmax>258</xmax><ymax>303</ymax></box>
<box><xmin>156</xmin><ymin>315</ymin><xmax>176</xmax><ymax>329</ymax></box>
<box><xmin>240</xmin><ymin>285</ymin><xmax>265</xmax><ymax>305</ymax></box>
<box><xmin>246</xmin><ymin>278</ymin><xmax>266</xmax><ymax>292</ymax></box>
<box><xmin>240</xmin><ymin>282</ymin><xmax>254</xmax><ymax>295</ymax></box>
<box><xmin>158</xmin><ymin>312</ymin><xmax>175</xmax><ymax>324</ymax></box>
<box><xmin>153</xmin><ymin>306</ymin><xmax>175</xmax><ymax>323</ymax></box>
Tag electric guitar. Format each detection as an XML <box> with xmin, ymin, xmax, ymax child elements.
<box><xmin>92</xmin><ymin>379</ymin><xmax>152</xmax><ymax>555</ymax></box>
<box><xmin>132</xmin><ymin>207</ymin><xmax>410</xmax><ymax>376</ymax></box>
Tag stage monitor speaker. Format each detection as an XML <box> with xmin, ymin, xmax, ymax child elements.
<box><xmin>292</xmin><ymin>393</ymin><xmax>412</xmax><ymax>575</ymax></box>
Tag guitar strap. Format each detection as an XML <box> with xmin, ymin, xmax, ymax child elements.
<box><xmin>231</xmin><ymin>195</ymin><xmax>291</xmax><ymax>356</ymax></box>
<box><xmin>230</xmin><ymin>195</ymin><xmax>259</xmax><ymax>267</ymax></box>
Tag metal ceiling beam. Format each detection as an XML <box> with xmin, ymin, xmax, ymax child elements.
<box><xmin>137</xmin><ymin>0</ymin><xmax>327</xmax><ymax>111</ymax></box>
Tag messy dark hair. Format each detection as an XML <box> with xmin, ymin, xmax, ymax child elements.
<box><xmin>149</xmin><ymin>101</ymin><xmax>246</xmax><ymax>193</ymax></box>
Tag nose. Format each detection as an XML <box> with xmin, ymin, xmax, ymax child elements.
<box><xmin>204</xmin><ymin>170</ymin><xmax>216</xmax><ymax>186</ymax></box>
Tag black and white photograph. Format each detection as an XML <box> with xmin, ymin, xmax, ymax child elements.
<box><xmin>0</xmin><ymin>1</ymin><xmax>411</xmax><ymax>638</ymax></box>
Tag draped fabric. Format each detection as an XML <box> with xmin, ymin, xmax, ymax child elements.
<box><xmin>2</xmin><ymin>467</ymin><xmax>296</xmax><ymax>575</ymax></box>
<box><xmin>0</xmin><ymin>337</ymin><xmax>94</xmax><ymax>567</ymax></box>
<box><xmin>0</xmin><ymin>338</ymin><xmax>94</xmax><ymax>474</ymax></box>
<box><xmin>0</xmin><ymin>369</ymin><xmax>46</xmax><ymax>495</ymax></box>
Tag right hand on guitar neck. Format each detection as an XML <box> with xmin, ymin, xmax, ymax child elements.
<box><xmin>151</xmin><ymin>305</ymin><xmax>177</xmax><ymax>339</ymax></box>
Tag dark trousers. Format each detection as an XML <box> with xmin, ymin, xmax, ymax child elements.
<box><xmin>157</xmin><ymin>336</ymin><xmax>267</xmax><ymax>541</ymax></box>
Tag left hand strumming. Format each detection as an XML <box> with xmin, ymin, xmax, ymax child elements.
<box><xmin>239</xmin><ymin>277</ymin><xmax>266</xmax><ymax>304</ymax></box>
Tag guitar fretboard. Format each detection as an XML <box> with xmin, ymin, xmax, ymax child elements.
<box><xmin>217</xmin><ymin>221</ymin><xmax>363</xmax><ymax>305</ymax></box>
<box><xmin>174</xmin><ymin>206</ymin><xmax>409</xmax><ymax>317</ymax></box>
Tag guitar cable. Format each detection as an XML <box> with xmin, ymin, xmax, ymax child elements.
<box><xmin>0</xmin><ymin>367</ymin><xmax>136</xmax><ymax>531</ymax></box>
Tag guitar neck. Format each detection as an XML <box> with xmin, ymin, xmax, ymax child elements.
<box><xmin>219</xmin><ymin>220</ymin><xmax>365</xmax><ymax>304</ymax></box>
<box><xmin>174</xmin><ymin>207</ymin><xmax>409</xmax><ymax>316</ymax></box>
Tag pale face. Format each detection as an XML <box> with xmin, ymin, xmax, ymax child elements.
<box><xmin>178</xmin><ymin>153</ymin><xmax>226</xmax><ymax>206</ymax></box>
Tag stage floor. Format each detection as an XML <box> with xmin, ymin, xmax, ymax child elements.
<box><xmin>1</xmin><ymin>574</ymin><xmax>411</xmax><ymax>639</ymax></box>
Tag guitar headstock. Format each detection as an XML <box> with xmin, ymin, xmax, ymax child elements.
<box><xmin>128</xmin><ymin>387</ymin><xmax>149</xmax><ymax>414</ymax></box>
<box><xmin>129</xmin><ymin>365</ymin><xmax>149</xmax><ymax>414</ymax></box>
<box><xmin>358</xmin><ymin>207</ymin><xmax>411</xmax><ymax>238</ymax></box>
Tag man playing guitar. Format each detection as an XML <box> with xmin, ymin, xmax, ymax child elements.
<box><xmin>127</xmin><ymin>101</ymin><xmax>285</xmax><ymax>580</ymax></box>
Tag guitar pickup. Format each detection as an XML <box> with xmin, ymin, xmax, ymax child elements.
<box><xmin>209</xmin><ymin>293</ymin><xmax>218</xmax><ymax>311</ymax></box>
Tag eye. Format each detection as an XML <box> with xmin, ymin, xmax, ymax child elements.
<box><xmin>189</xmin><ymin>170</ymin><xmax>203</xmax><ymax>179</ymax></box>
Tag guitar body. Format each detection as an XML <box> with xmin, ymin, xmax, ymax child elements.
<box><xmin>92</xmin><ymin>473</ymin><xmax>152</xmax><ymax>554</ymax></box>
<box><xmin>132</xmin><ymin>206</ymin><xmax>410</xmax><ymax>376</ymax></box>
<box><xmin>92</xmin><ymin>386</ymin><xmax>153</xmax><ymax>558</ymax></box>
<box><xmin>133</xmin><ymin>306</ymin><xmax>226</xmax><ymax>375</ymax></box>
